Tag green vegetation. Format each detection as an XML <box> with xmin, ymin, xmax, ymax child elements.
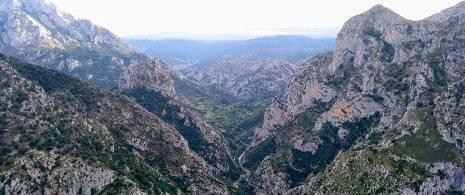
<box><xmin>363</xmin><ymin>27</ymin><xmax>382</xmax><ymax>40</ymax></box>
<box><xmin>381</xmin><ymin>41</ymin><xmax>395</xmax><ymax>63</ymax></box>
<box><xmin>312</xmin><ymin>150</ymin><xmax>433</xmax><ymax>194</ymax></box>
<box><xmin>325</xmin><ymin>60</ymin><xmax>356</xmax><ymax>89</ymax></box>
<box><xmin>171</xmin><ymin>75</ymin><xmax>272</xmax><ymax>157</ymax></box>
<box><xmin>368</xmin><ymin>150</ymin><xmax>431</xmax><ymax>179</ymax></box>
<box><xmin>286</xmin><ymin>112</ymin><xmax>381</xmax><ymax>186</ymax></box>
<box><xmin>122</xmin><ymin>88</ymin><xmax>211</xmax><ymax>155</ymax></box>
<box><xmin>106</xmin><ymin>144</ymin><xmax>177</xmax><ymax>194</ymax></box>
<box><xmin>363</xmin><ymin>94</ymin><xmax>384</xmax><ymax>103</ymax></box>
<box><xmin>389</xmin><ymin>106</ymin><xmax>463</xmax><ymax>164</ymax></box>
<box><xmin>0</xmin><ymin>57</ymin><xmax>205</xmax><ymax>193</ymax></box>
<box><xmin>242</xmin><ymin>99</ymin><xmax>336</xmax><ymax>184</ymax></box>
<box><xmin>406</xmin><ymin>23</ymin><xmax>414</xmax><ymax>35</ymax></box>
<box><xmin>233</xmin><ymin>179</ymin><xmax>254</xmax><ymax>195</ymax></box>
<box><xmin>427</xmin><ymin>49</ymin><xmax>449</xmax><ymax>87</ymax></box>
<box><xmin>3</xmin><ymin>39</ymin><xmax>148</xmax><ymax>89</ymax></box>
<box><xmin>454</xmin><ymin>82</ymin><xmax>465</xmax><ymax>107</ymax></box>
<box><xmin>121</xmin><ymin>87</ymin><xmax>241</xmax><ymax>181</ymax></box>
<box><xmin>383</xmin><ymin>63</ymin><xmax>411</xmax><ymax>95</ymax></box>
<box><xmin>242</xmin><ymin>138</ymin><xmax>277</xmax><ymax>171</ymax></box>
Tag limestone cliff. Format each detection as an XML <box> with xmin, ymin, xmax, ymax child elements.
<box><xmin>244</xmin><ymin>3</ymin><xmax>465</xmax><ymax>194</ymax></box>
<box><xmin>119</xmin><ymin>58</ymin><xmax>177</xmax><ymax>99</ymax></box>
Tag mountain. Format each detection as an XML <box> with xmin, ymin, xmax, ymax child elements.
<box><xmin>0</xmin><ymin>0</ymin><xmax>148</xmax><ymax>88</ymax></box>
<box><xmin>127</xmin><ymin>35</ymin><xmax>335</xmax><ymax>71</ymax></box>
<box><xmin>126</xmin><ymin>39</ymin><xmax>233</xmax><ymax>67</ymax></box>
<box><xmin>185</xmin><ymin>35</ymin><xmax>334</xmax><ymax>71</ymax></box>
<box><xmin>186</xmin><ymin>60</ymin><xmax>296</xmax><ymax>100</ymax></box>
<box><xmin>0</xmin><ymin>54</ymin><xmax>230</xmax><ymax>194</ymax></box>
<box><xmin>117</xmin><ymin>58</ymin><xmax>241</xmax><ymax>181</ymax></box>
<box><xmin>242</xmin><ymin>3</ymin><xmax>465</xmax><ymax>194</ymax></box>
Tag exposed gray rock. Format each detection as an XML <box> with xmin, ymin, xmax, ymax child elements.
<box><xmin>119</xmin><ymin>58</ymin><xmax>177</xmax><ymax>99</ymax></box>
<box><xmin>187</xmin><ymin>60</ymin><xmax>296</xmax><ymax>100</ymax></box>
<box><xmin>245</xmin><ymin>2</ymin><xmax>465</xmax><ymax>194</ymax></box>
<box><xmin>0</xmin><ymin>0</ymin><xmax>148</xmax><ymax>88</ymax></box>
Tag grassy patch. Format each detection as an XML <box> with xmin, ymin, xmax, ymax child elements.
<box><xmin>311</xmin><ymin>150</ymin><xmax>433</xmax><ymax>194</ymax></box>
<box><xmin>389</xmin><ymin>106</ymin><xmax>463</xmax><ymax>164</ymax></box>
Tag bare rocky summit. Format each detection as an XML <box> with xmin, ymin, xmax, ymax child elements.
<box><xmin>119</xmin><ymin>58</ymin><xmax>178</xmax><ymax>99</ymax></box>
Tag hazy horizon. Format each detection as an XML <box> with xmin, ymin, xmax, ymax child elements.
<box><xmin>47</xmin><ymin>0</ymin><xmax>464</xmax><ymax>40</ymax></box>
<box><xmin>120</xmin><ymin>27</ymin><xmax>341</xmax><ymax>40</ymax></box>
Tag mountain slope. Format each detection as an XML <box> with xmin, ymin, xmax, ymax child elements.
<box><xmin>117</xmin><ymin>58</ymin><xmax>241</xmax><ymax>181</ymax></box>
<box><xmin>243</xmin><ymin>3</ymin><xmax>465</xmax><ymax>194</ymax></box>
<box><xmin>0</xmin><ymin>54</ymin><xmax>229</xmax><ymax>194</ymax></box>
<box><xmin>187</xmin><ymin>60</ymin><xmax>296</xmax><ymax>100</ymax></box>
<box><xmin>0</xmin><ymin>0</ymin><xmax>148</xmax><ymax>88</ymax></box>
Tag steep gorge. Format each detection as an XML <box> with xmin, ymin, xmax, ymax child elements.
<box><xmin>0</xmin><ymin>0</ymin><xmax>465</xmax><ymax>194</ymax></box>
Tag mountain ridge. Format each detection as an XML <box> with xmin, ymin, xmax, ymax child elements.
<box><xmin>186</xmin><ymin>59</ymin><xmax>296</xmax><ymax>100</ymax></box>
<box><xmin>0</xmin><ymin>0</ymin><xmax>148</xmax><ymax>88</ymax></box>
<box><xmin>0</xmin><ymin>54</ymin><xmax>230</xmax><ymax>194</ymax></box>
<box><xmin>242</xmin><ymin>2</ymin><xmax>465</xmax><ymax>194</ymax></box>
<box><xmin>117</xmin><ymin>57</ymin><xmax>241</xmax><ymax>180</ymax></box>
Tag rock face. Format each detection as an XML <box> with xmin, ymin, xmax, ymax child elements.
<box><xmin>0</xmin><ymin>0</ymin><xmax>148</xmax><ymax>88</ymax></box>
<box><xmin>0</xmin><ymin>55</ymin><xmax>229</xmax><ymax>194</ymax></box>
<box><xmin>187</xmin><ymin>60</ymin><xmax>296</xmax><ymax>100</ymax></box>
<box><xmin>119</xmin><ymin>58</ymin><xmax>177</xmax><ymax>99</ymax></box>
<box><xmin>118</xmin><ymin>58</ymin><xmax>240</xmax><ymax>179</ymax></box>
<box><xmin>243</xmin><ymin>3</ymin><xmax>465</xmax><ymax>194</ymax></box>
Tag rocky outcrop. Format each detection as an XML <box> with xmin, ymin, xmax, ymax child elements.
<box><xmin>187</xmin><ymin>60</ymin><xmax>296</xmax><ymax>100</ymax></box>
<box><xmin>0</xmin><ymin>0</ymin><xmax>148</xmax><ymax>88</ymax></box>
<box><xmin>244</xmin><ymin>3</ymin><xmax>465</xmax><ymax>194</ymax></box>
<box><xmin>119</xmin><ymin>58</ymin><xmax>177</xmax><ymax>99</ymax></box>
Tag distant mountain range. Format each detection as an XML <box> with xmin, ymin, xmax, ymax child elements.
<box><xmin>126</xmin><ymin>35</ymin><xmax>335</xmax><ymax>70</ymax></box>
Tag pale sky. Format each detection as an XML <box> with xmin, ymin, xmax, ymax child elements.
<box><xmin>46</xmin><ymin>0</ymin><xmax>464</xmax><ymax>40</ymax></box>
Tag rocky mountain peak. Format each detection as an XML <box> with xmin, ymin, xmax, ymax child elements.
<box><xmin>119</xmin><ymin>58</ymin><xmax>177</xmax><ymax>99</ymax></box>
<box><xmin>0</xmin><ymin>0</ymin><xmax>134</xmax><ymax>51</ymax></box>
<box><xmin>331</xmin><ymin>4</ymin><xmax>412</xmax><ymax>73</ymax></box>
<box><xmin>338</xmin><ymin>4</ymin><xmax>406</xmax><ymax>37</ymax></box>
<box><xmin>244</xmin><ymin>1</ymin><xmax>465</xmax><ymax>194</ymax></box>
